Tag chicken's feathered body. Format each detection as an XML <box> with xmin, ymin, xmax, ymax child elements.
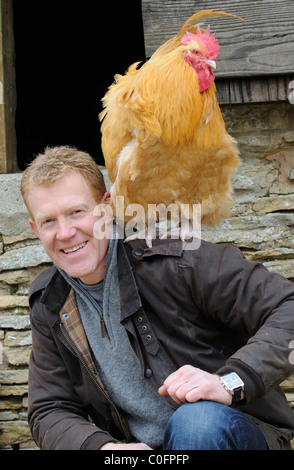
<box><xmin>100</xmin><ymin>10</ymin><xmax>242</xmax><ymax>242</ymax></box>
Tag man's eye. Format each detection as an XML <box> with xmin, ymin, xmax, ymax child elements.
<box><xmin>72</xmin><ymin>209</ymin><xmax>88</xmax><ymax>217</ymax></box>
<box><xmin>41</xmin><ymin>219</ymin><xmax>53</xmax><ymax>228</ymax></box>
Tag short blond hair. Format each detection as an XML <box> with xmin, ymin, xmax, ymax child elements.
<box><xmin>21</xmin><ymin>146</ymin><xmax>106</xmax><ymax>217</ymax></box>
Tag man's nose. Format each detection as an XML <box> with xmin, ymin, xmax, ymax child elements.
<box><xmin>56</xmin><ymin>219</ymin><xmax>77</xmax><ymax>240</ymax></box>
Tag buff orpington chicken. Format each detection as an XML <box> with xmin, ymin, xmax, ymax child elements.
<box><xmin>99</xmin><ymin>9</ymin><xmax>244</xmax><ymax>245</ymax></box>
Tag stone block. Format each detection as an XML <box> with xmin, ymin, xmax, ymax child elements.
<box><xmin>0</xmin><ymin>244</ymin><xmax>51</xmax><ymax>271</ymax></box>
<box><xmin>263</xmin><ymin>259</ymin><xmax>294</xmax><ymax>279</ymax></box>
<box><xmin>3</xmin><ymin>331</ymin><xmax>32</xmax><ymax>347</ymax></box>
<box><xmin>0</xmin><ymin>420</ymin><xmax>32</xmax><ymax>447</ymax></box>
<box><xmin>0</xmin><ymin>296</ymin><xmax>29</xmax><ymax>309</ymax></box>
<box><xmin>266</xmin><ymin>150</ymin><xmax>294</xmax><ymax>193</ymax></box>
<box><xmin>0</xmin><ymin>410</ymin><xmax>19</xmax><ymax>421</ymax></box>
<box><xmin>253</xmin><ymin>194</ymin><xmax>294</xmax><ymax>213</ymax></box>
<box><xmin>0</xmin><ymin>270</ymin><xmax>29</xmax><ymax>285</ymax></box>
<box><xmin>0</xmin><ymin>369</ymin><xmax>28</xmax><ymax>384</ymax></box>
<box><xmin>0</xmin><ymin>399</ymin><xmax>23</xmax><ymax>411</ymax></box>
<box><xmin>0</xmin><ymin>384</ymin><xmax>28</xmax><ymax>396</ymax></box>
<box><xmin>0</xmin><ymin>316</ymin><xmax>30</xmax><ymax>330</ymax></box>
<box><xmin>4</xmin><ymin>347</ymin><xmax>30</xmax><ymax>366</ymax></box>
<box><xmin>0</xmin><ymin>174</ymin><xmax>31</xmax><ymax>238</ymax></box>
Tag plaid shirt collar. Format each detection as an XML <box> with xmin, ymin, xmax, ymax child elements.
<box><xmin>59</xmin><ymin>288</ymin><xmax>105</xmax><ymax>389</ymax></box>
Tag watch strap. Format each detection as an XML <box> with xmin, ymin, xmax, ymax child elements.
<box><xmin>232</xmin><ymin>386</ymin><xmax>243</xmax><ymax>403</ymax></box>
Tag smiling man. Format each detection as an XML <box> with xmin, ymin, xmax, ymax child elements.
<box><xmin>27</xmin><ymin>169</ymin><xmax>109</xmax><ymax>284</ymax></box>
<box><xmin>21</xmin><ymin>146</ymin><xmax>294</xmax><ymax>451</ymax></box>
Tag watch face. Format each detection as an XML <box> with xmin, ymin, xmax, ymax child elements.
<box><xmin>222</xmin><ymin>373</ymin><xmax>244</xmax><ymax>391</ymax></box>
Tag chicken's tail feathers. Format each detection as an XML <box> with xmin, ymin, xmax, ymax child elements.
<box><xmin>177</xmin><ymin>9</ymin><xmax>246</xmax><ymax>37</ymax></box>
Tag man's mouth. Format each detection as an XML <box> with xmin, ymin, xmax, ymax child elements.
<box><xmin>62</xmin><ymin>241</ymin><xmax>87</xmax><ymax>254</ymax></box>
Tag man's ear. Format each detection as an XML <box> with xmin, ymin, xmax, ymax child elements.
<box><xmin>102</xmin><ymin>192</ymin><xmax>113</xmax><ymax>224</ymax></box>
<box><xmin>102</xmin><ymin>191</ymin><xmax>111</xmax><ymax>204</ymax></box>
<box><xmin>29</xmin><ymin>219</ymin><xmax>40</xmax><ymax>239</ymax></box>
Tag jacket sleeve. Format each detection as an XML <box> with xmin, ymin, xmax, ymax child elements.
<box><xmin>195</xmin><ymin>242</ymin><xmax>294</xmax><ymax>403</ymax></box>
<box><xmin>28</xmin><ymin>296</ymin><xmax>118</xmax><ymax>450</ymax></box>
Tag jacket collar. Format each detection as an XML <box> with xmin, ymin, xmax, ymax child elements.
<box><xmin>117</xmin><ymin>239</ymin><xmax>143</xmax><ymax>321</ymax></box>
<box><xmin>117</xmin><ymin>237</ymin><xmax>184</xmax><ymax>321</ymax></box>
<box><xmin>39</xmin><ymin>268</ymin><xmax>71</xmax><ymax>313</ymax></box>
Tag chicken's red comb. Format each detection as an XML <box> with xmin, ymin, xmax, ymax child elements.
<box><xmin>181</xmin><ymin>26</ymin><xmax>220</xmax><ymax>60</ymax></box>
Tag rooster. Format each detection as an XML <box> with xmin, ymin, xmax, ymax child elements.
<box><xmin>99</xmin><ymin>9</ymin><xmax>243</xmax><ymax>245</ymax></box>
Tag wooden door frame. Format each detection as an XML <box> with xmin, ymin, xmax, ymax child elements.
<box><xmin>0</xmin><ymin>0</ymin><xmax>17</xmax><ymax>173</ymax></box>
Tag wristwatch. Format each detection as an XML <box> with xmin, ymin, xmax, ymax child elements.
<box><xmin>219</xmin><ymin>372</ymin><xmax>244</xmax><ymax>403</ymax></box>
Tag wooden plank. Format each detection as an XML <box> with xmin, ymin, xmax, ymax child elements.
<box><xmin>0</xmin><ymin>0</ymin><xmax>17</xmax><ymax>173</ymax></box>
<box><xmin>216</xmin><ymin>75</ymin><xmax>294</xmax><ymax>104</ymax></box>
<box><xmin>142</xmin><ymin>0</ymin><xmax>294</xmax><ymax>78</ymax></box>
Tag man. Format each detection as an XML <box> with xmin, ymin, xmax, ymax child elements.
<box><xmin>21</xmin><ymin>146</ymin><xmax>294</xmax><ymax>450</ymax></box>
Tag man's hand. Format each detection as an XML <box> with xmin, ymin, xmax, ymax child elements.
<box><xmin>158</xmin><ymin>365</ymin><xmax>233</xmax><ymax>406</ymax></box>
<box><xmin>100</xmin><ymin>442</ymin><xmax>152</xmax><ymax>450</ymax></box>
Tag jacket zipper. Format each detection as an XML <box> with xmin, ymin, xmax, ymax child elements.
<box><xmin>59</xmin><ymin>322</ymin><xmax>131</xmax><ymax>442</ymax></box>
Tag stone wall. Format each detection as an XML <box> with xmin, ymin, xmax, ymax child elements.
<box><xmin>0</xmin><ymin>101</ymin><xmax>294</xmax><ymax>449</ymax></box>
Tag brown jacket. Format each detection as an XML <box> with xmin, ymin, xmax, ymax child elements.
<box><xmin>28</xmin><ymin>237</ymin><xmax>294</xmax><ymax>449</ymax></box>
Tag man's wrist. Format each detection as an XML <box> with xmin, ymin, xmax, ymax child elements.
<box><xmin>218</xmin><ymin>372</ymin><xmax>245</xmax><ymax>404</ymax></box>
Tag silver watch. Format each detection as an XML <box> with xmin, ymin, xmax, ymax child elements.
<box><xmin>219</xmin><ymin>372</ymin><xmax>244</xmax><ymax>403</ymax></box>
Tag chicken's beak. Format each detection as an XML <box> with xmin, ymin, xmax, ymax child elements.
<box><xmin>204</xmin><ymin>59</ymin><xmax>216</xmax><ymax>69</ymax></box>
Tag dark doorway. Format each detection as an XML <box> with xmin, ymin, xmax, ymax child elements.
<box><xmin>13</xmin><ymin>1</ymin><xmax>146</xmax><ymax>169</ymax></box>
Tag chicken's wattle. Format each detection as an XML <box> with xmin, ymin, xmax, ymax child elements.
<box><xmin>196</xmin><ymin>63</ymin><xmax>216</xmax><ymax>92</ymax></box>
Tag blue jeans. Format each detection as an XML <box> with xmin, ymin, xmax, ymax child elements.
<box><xmin>163</xmin><ymin>401</ymin><xmax>268</xmax><ymax>450</ymax></box>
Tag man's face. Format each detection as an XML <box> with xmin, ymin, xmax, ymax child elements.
<box><xmin>28</xmin><ymin>171</ymin><xmax>110</xmax><ymax>284</ymax></box>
